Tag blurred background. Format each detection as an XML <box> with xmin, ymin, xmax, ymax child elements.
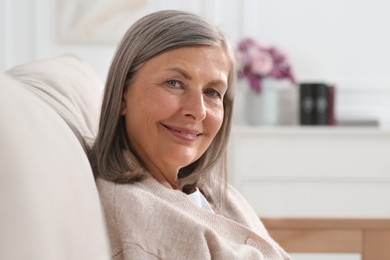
<box><xmin>1</xmin><ymin>1</ymin><xmax>390</xmax><ymax>259</ymax></box>
<box><xmin>1</xmin><ymin>0</ymin><xmax>390</xmax><ymax>127</ymax></box>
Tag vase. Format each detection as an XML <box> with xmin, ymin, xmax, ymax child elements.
<box><xmin>246</xmin><ymin>78</ymin><xmax>290</xmax><ymax>125</ymax></box>
<box><xmin>232</xmin><ymin>80</ymin><xmax>248</xmax><ymax>125</ymax></box>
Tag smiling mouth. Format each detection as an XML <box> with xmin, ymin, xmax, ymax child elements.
<box><xmin>162</xmin><ymin>124</ymin><xmax>201</xmax><ymax>140</ymax></box>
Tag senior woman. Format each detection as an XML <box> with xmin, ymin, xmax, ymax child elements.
<box><xmin>89</xmin><ymin>10</ymin><xmax>291</xmax><ymax>259</ymax></box>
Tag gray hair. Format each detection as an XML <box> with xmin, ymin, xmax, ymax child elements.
<box><xmin>89</xmin><ymin>10</ymin><xmax>236</xmax><ymax>205</ymax></box>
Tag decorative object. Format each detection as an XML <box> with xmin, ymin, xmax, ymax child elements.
<box><xmin>57</xmin><ymin>0</ymin><xmax>150</xmax><ymax>44</ymax></box>
<box><xmin>299</xmin><ymin>82</ymin><xmax>336</xmax><ymax>126</ymax></box>
<box><xmin>246</xmin><ymin>78</ymin><xmax>291</xmax><ymax>125</ymax></box>
<box><xmin>236</xmin><ymin>37</ymin><xmax>296</xmax><ymax>125</ymax></box>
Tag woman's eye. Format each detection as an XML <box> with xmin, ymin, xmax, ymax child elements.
<box><xmin>166</xmin><ymin>80</ymin><xmax>181</xmax><ymax>88</ymax></box>
<box><xmin>204</xmin><ymin>88</ymin><xmax>222</xmax><ymax>99</ymax></box>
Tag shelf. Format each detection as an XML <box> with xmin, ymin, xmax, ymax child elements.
<box><xmin>228</xmin><ymin>124</ymin><xmax>390</xmax><ymax>218</ymax></box>
<box><xmin>231</xmin><ymin>125</ymin><xmax>390</xmax><ymax>137</ymax></box>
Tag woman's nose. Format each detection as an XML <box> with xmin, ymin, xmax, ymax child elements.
<box><xmin>182</xmin><ymin>92</ymin><xmax>206</xmax><ymax>121</ymax></box>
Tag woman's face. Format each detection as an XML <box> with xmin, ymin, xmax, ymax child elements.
<box><xmin>121</xmin><ymin>46</ymin><xmax>230</xmax><ymax>188</ymax></box>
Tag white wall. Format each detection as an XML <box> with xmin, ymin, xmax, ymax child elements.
<box><xmin>1</xmin><ymin>0</ymin><xmax>390</xmax><ymax>126</ymax></box>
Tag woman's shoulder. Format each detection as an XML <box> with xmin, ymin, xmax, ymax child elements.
<box><xmin>95</xmin><ymin>176</ymin><xmax>191</xmax><ymax>215</ymax></box>
<box><xmin>95</xmin><ymin>177</ymin><xmax>168</xmax><ymax>234</ymax></box>
<box><xmin>225</xmin><ymin>183</ymin><xmax>252</xmax><ymax>208</ymax></box>
<box><xmin>95</xmin><ymin>176</ymin><xmax>156</xmax><ymax>205</ymax></box>
<box><xmin>223</xmin><ymin>183</ymin><xmax>271</xmax><ymax>236</ymax></box>
<box><xmin>95</xmin><ymin>177</ymin><xmax>173</xmax><ymax>257</ymax></box>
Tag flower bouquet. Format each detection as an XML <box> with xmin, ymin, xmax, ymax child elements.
<box><xmin>236</xmin><ymin>37</ymin><xmax>296</xmax><ymax>94</ymax></box>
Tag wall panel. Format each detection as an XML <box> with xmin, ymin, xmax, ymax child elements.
<box><xmin>1</xmin><ymin>0</ymin><xmax>390</xmax><ymax>124</ymax></box>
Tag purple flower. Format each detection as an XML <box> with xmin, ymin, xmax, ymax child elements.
<box><xmin>236</xmin><ymin>37</ymin><xmax>296</xmax><ymax>94</ymax></box>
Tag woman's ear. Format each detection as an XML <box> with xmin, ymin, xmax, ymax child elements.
<box><xmin>120</xmin><ymin>90</ymin><xmax>127</xmax><ymax>115</ymax></box>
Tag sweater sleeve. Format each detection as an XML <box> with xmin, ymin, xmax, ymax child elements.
<box><xmin>115</xmin><ymin>243</ymin><xmax>160</xmax><ymax>260</ymax></box>
<box><xmin>96</xmin><ymin>178</ymin><xmax>122</xmax><ymax>257</ymax></box>
<box><xmin>225</xmin><ymin>184</ymin><xmax>292</xmax><ymax>259</ymax></box>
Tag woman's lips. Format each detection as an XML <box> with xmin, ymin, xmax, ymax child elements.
<box><xmin>162</xmin><ymin>124</ymin><xmax>201</xmax><ymax>141</ymax></box>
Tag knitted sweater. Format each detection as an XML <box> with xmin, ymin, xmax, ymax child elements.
<box><xmin>96</xmin><ymin>172</ymin><xmax>291</xmax><ymax>260</ymax></box>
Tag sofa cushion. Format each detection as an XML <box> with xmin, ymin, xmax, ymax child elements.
<box><xmin>0</xmin><ymin>55</ymin><xmax>110</xmax><ymax>260</ymax></box>
<box><xmin>6</xmin><ymin>54</ymin><xmax>103</xmax><ymax>149</ymax></box>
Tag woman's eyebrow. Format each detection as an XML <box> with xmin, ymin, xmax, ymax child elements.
<box><xmin>208</xmin><ymin>79</ymin><xmax>228</xmax><ymax>90</ymax></box>
<box><xmin>166</xmin><ymin>66</ymin><xmax>228</xmax><ymax>87</ymax></box>
<box><xmin>166</xmin><ymin>66</ymin><xmax>192</xmax><ymax>80</ymax></box>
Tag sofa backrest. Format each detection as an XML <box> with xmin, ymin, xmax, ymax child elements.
<box><xmin>0</xmin><ymin>55</ymin><xmax>110</xmax><ymax>260</ymax></box>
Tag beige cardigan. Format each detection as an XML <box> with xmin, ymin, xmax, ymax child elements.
<box><xmin>96</xmin><ymin>159</ymin><xmax>291</xmax><ymax>259</ymax></box>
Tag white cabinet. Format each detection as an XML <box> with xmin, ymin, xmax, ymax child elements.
<box><xmin>228</xmin><ymin>126</ymin><xmax>390</xmax><ymax>218</ymax></box>
<box><xmin>289</xmin><ymin>253</ymin><xmax>360</xmax><ymax>260</ymax></box>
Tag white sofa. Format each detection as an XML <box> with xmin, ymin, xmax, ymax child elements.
<box><xmin>0</xmin><ymin>55</ymin><xmax>110</xmax><ymax>260</ymax></box>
